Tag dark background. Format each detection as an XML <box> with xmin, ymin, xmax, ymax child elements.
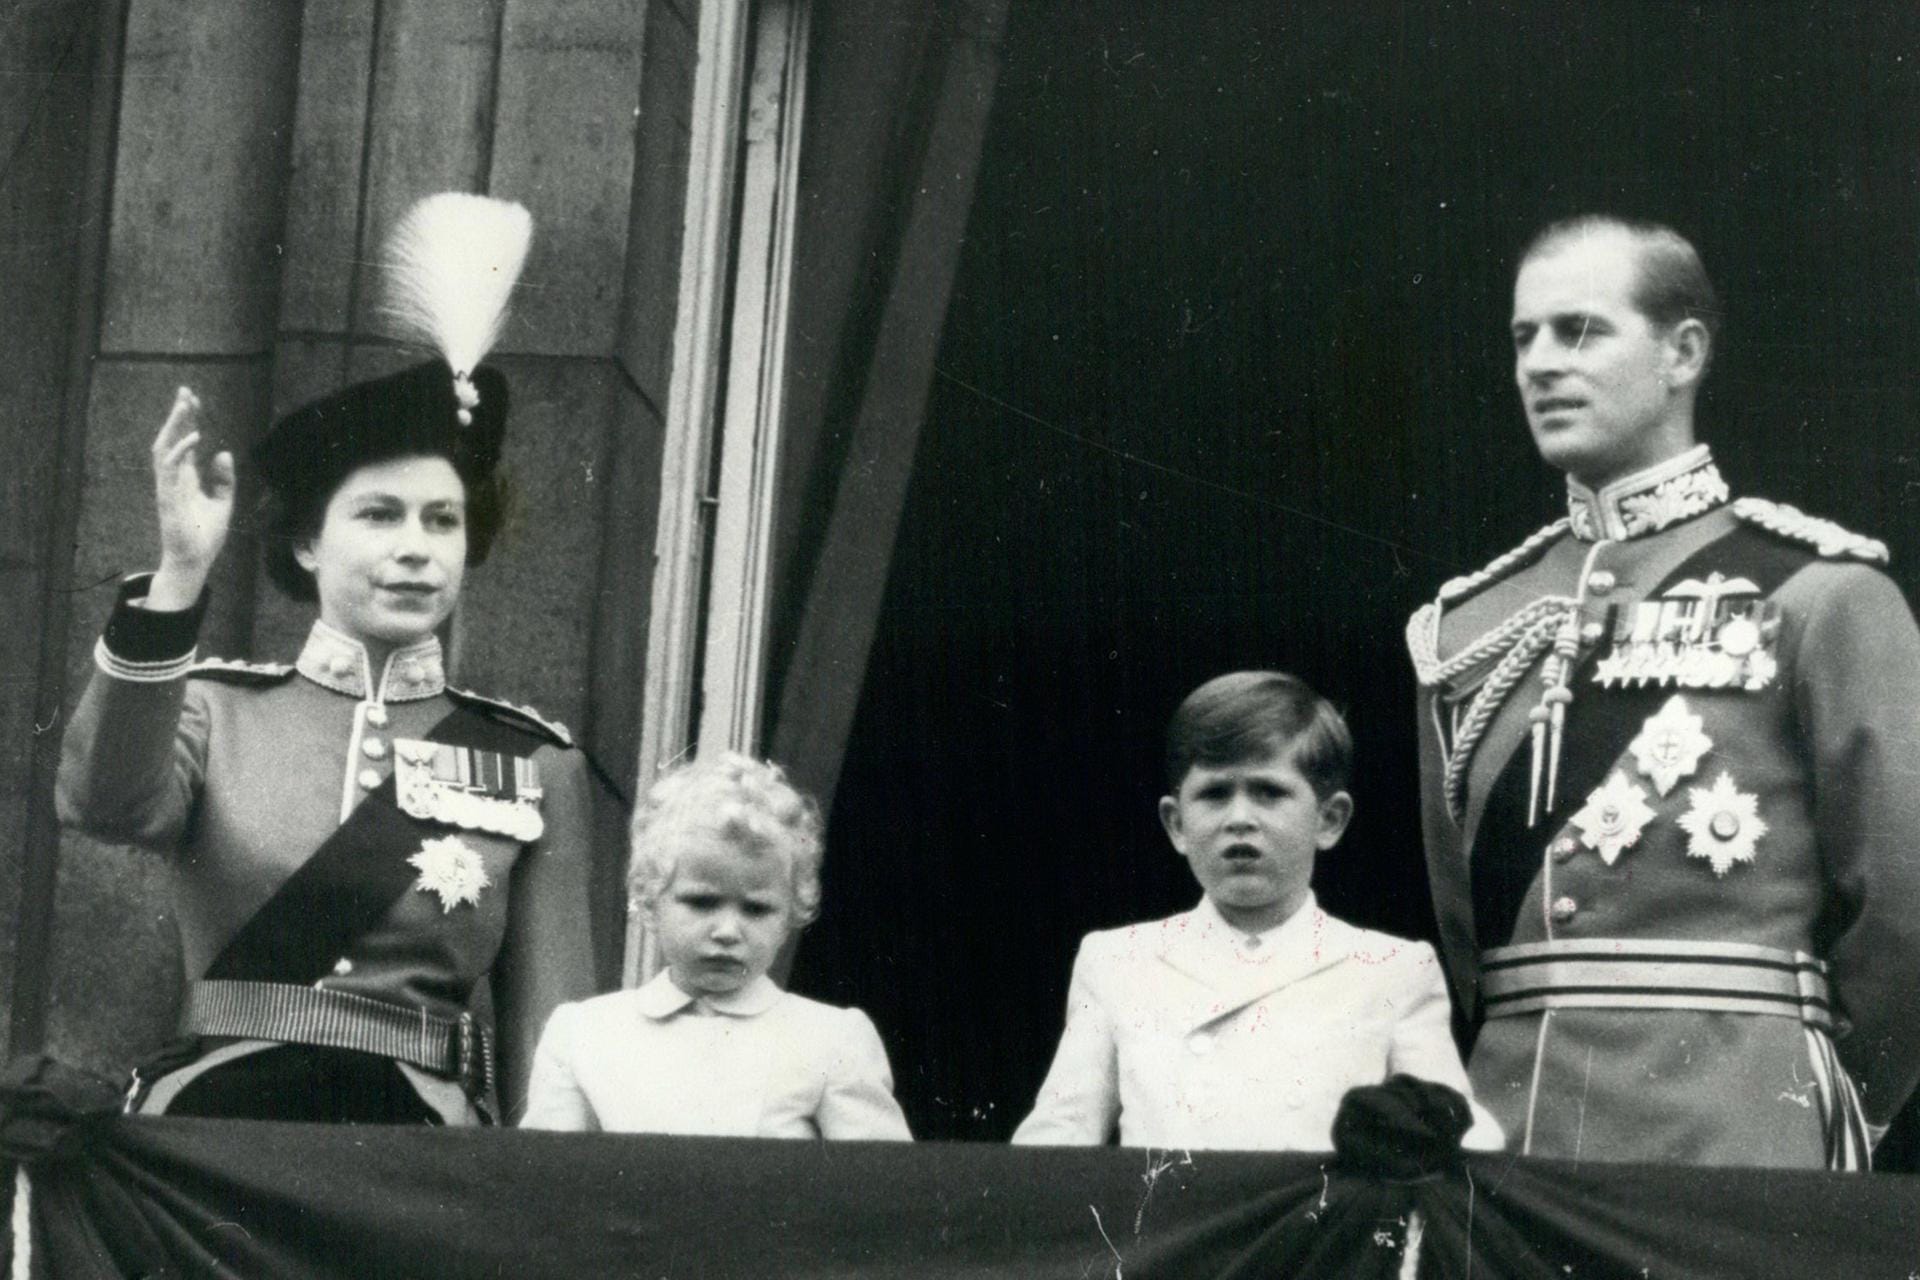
<box><xmin>790</xmin><ymin>2</ymin><xmax>1920</xmax><ymax>1146</ymax></box>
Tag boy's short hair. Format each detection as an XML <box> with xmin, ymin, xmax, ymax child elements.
<box><xmin>1165</xmin><ymin>671</ymin><xmax>1352</xmax><ymax>799</ymax></box>
<box><xmin>628</xmin><ymin>752</ymin><xmax>825</xmax><ymax>926</ymax></box>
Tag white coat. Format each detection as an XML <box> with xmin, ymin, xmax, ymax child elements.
<box><xmin>520</xmin><ymin>973</ymin><xmax>912</xmax><ymax>1139</ymax></box>
<box><xmin>1013</xmin><ymin>895</ymin><xmax>1502</xmax><ymax>1151</ymax></box>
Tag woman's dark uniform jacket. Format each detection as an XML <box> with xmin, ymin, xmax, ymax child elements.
<box><xmin>56</xmin><ymin>576</ymin><xmax>596</xmax><ymax>1124</ymax></box>
<box><xmin>1408</xmin><ymin>447</ymin><xmax>1920</xmax><ymax>1168</ymax></box>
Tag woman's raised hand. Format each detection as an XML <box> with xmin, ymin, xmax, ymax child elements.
<box><xmin>146</xmin><ymin>387</ymin><xmax>236</xmax><ymax>611</ymax></box>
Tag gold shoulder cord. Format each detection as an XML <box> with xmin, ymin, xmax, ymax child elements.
<box><xmin>1408</xmin><ymin>518</ymin><xmax>1575</xmax><ymax>822</ymax></box>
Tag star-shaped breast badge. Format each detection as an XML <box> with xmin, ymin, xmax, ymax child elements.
<box><xmin>1628</xmin><ymin>695</ymin><xmax>1713</xmax><ymax>796</ymax></box>
<box><xmin>1569</xmin><ymin>771</ymin><xmax>1657</xmax><ymax>866</ymax></box>
<box><xmin>1676</xmin><ymin>772</ymin><xmax>1767</xmax><ymax>876</ymax></box>
<box><xmin>409</xmin><ymin>835</ymin><xmax>492</xmax><ymax>912</ymax></box>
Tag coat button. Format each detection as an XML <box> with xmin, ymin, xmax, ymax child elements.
<box><xmin>1586</xmin><ymin>570</ymin><xmax>1617</xmax><ymax>595</ymax></box>
<box><xmin>333</xmin><ymin>958</ymin><xmax>354</xmax><ymax>976</ymax></box>
<box><xmin>364</xmin><ymin>704</ymin><xmax>389</xmax><ymax>728</ymax></box>
<box><xmin>1188</xmin><ymin>1032</ymin><xmax>1215</xmax><ymax>1057</ymax></box>
<box><xmin>361</xmin><ymin>737</ymin><xmax>388</xmax><ymax>760</ymax></box>
<box><xmin>358</xmin><ymin>768</ymin><xmax>382</xmax><ymax>790</ymax></box>
<box><xmin>1549</xmin><ymin>896</ymin><xmax>1579</xmax><ymax>924</ymax></box>
<box><xmin>1580</xmin><ymin>620</ymin><xmax>1605</xmax><ymax>643</ymax></box>
<box><xmin>330</xmin><ymin>655</ymin><xmax>356</xmax><ymax>678</ymax></box>
<box><xmin>1550</xmin><ymin>837</ymin><xmax>1580</xmax><ymax>864</ymax></box>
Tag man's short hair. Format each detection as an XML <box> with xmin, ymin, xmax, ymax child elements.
<box><xmin>1165</xmin><ymin>671</ymin><xmax>1352</xmax><ymax>800</ymax></box>
<box><xmin>1522</xmin><ymin>214</ymin><xmax>1723</xmax><ymax>357</ymax></box>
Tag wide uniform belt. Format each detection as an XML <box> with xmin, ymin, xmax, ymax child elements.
<box><xmin>1480</xmin><ymin>938</ymin><xmax>1834</xmax><ymax>1033</ymax></box>
<box><xmin>183</xmin><ymin>979</ymin><xmax>494</xmax><ymax>1099</ymax></box>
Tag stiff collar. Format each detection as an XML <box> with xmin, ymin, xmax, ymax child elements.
<box><xmin>295</xmin><ymin>619</ymin><xmax>445</xmax><ymax>703</ymax></box>
<box><xmin>632</xmin><ymin>970</ymin><xmax>783</xmax><ymax>1020</ymax></box>
<box><xmin>1566</xmin><ymin>444</ymin><xmax>1729</xmax><ymax>542</ymax></box>
<box><xmin>1193</xmin><ymin>890</ymin><xmax>1319</xmax><ymax>959</ymax></box>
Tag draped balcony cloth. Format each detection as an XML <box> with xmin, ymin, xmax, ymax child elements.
<box><xmin>6</xmin><ymin>1099</ymin><xmax>1920</xmax><ymax>1277</ymax></box>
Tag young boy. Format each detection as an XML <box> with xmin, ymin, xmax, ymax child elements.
<box><xmin>1012</xmin><ymin>671</ymin><xmax>1502</xmax><ymax>1151</ymax></box>
<box><xmin>520</xmin><ymin>753</ymin><xmax>911</xmax><ymax>1139</ymax></box>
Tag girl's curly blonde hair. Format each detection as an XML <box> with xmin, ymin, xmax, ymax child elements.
<box><xmin>628</xmin><ymin>752</ymin><xmax>825</xmax><ymax>926</ymax></box>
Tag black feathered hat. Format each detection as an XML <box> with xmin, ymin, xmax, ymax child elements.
<box><xmin>254</xmin><ymin>359</ymin><xmax>508</xmax><ymax>498</ymax></box>
<box><xmin>256</xmin><ymin>194</ymin><xmax>531</xmax><ymax>600</ymax></box>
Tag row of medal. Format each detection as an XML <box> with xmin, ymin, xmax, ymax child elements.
<box><xmin>1591</xmin><ymin>574</ymin><xmax>1781</xmax><ymax>692</ymax></box>
<box><xmin>395</xmin><ymin>738</ymin><xmax>546</xmax><ymax>842</ymax></box>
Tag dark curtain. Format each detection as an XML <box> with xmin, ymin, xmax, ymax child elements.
<box><xmin>764</xmin><ymin>0</ymin><xmax>1011</xmax><ymax>809</ymax></box>
<box><xmin>9</xmin><ymin>1116</ymin><xmax>1920</xmax><ymax>1277</ymax></box>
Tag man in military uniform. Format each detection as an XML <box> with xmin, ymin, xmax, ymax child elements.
<box><xmin>1408</xmin><ymin>215</ymin><xmax>1920</xmax><ymax>1168</ymax></box>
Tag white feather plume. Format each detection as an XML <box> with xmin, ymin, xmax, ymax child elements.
<box><xmin>381</xmin><ymin>192</ymin><xmax>533</xmax><ymax>376</ymax></box>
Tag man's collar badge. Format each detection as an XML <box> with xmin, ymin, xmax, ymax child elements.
<box><xmin>1568</xmin><ymin>447</ymin><xmax>1730</xmax><ymax>542</ymax></box>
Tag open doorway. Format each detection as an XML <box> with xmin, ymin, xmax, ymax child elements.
<box><xmin>786</xmin><ymin>1</ymin><xmax>1920</xmax><ymax>1145</ymax></box>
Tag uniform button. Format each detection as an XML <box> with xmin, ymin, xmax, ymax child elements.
<box><xmin>1586</xmin><ymin>570</ymin><xmax>1617</xmax><ymax>596</ymax></box>
<box><xmin>1709</xmin><ymin>811</ymin><xmax>1741</xmax><ymax>840</ymax></box>
<box><xmin>1550</xmin><ymin>896</ymin><xmax>1579</xmax><ymax>924</ymax></box>
<box><xmin>333</xmin><ymin>958</ymin><xmax>354</xmax><ymax>976</ymax></box>
<box><xmin>1188</xmin><ymin>1032</ymin><xmax>1215</xmax><ymax>1057</ymax></box>
<box><xmin>1550</xmin><ymin>837</ymin><xmax>1580</xmax><ymax>863</ymax></box>
<box><xmin>329</xmin><ymin>655</ymin><xmax>356</xmax><ymax>678</ymax></box>
<box><xmin>358</xmin><ymin>768</ymin><xmax>383</xmax><ymax>790</ymax></box>
<box><xmin>362</xmin><ymin>737</ymin><xmax>388</xmax><ymax>760</ymax></box>
<box><xmin>1580</xmin><ymin>621</ymin><xmax>1606</xmax><ymax>643</ymax></box>
<box><xmin>365</xmin><ymin>704</ymin><xmax>389</xmax><ymax>728</ymax></box>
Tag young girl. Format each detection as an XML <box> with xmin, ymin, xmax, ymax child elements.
<box><xmin>520</xmin><ymin>754</ymin><xmax>911</xmax><ymax>1138</ymax></box>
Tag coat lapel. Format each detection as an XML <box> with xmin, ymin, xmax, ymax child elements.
<box><xmin>1154</xmin><ymin>902</ymin><xmax>1348</xmax><ymax>1032</ymax></box>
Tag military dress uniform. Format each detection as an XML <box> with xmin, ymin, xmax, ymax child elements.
<box><xmin>57</xmin><ymin>577</ymin><xmax>596</xmax><ymax>1125</ymax></box>
<box><xmin>1408</xmin><ymin>445</ymin><xmax>1920</xmax><ymax>1168</ymax></box>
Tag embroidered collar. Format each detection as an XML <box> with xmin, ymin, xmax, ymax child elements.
<box><xmin>295</xmin><ymin>620</ymin><xmax>445</xmax><ymax>702</ymax></box>
<box><xmin>1566</xmin><ymin>445</ymin><xmax>1730</xmax><ymax>542</ymax></box>
<box><xmin>634</xmin><ymin>971</ymin><xmax>783</xmax><ymax>1020</ymax></box>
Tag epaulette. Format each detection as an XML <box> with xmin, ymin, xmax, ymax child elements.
<box><xmin>1432</xmin><ymin>517</ymin><xmax>1572</xmax><ymax>606</ymax></box>
<box><xmin>187</xmin><ymin>656</ymin><xmax>296</xmax><ymax>686</ymax></box>
<box><xmin>1732</xmin><ymin>498</ymin><xmax>1889</xmax><ymax>565</ymax></box>
<box><xmin>447</xmin><ymin>687</ymin><xmax>573</xmax><ymax>748</ymax></box>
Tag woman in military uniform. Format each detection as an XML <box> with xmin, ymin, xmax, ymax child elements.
<box><xmin>56</xmin><ymin>194</ymin><xmax>596</xmax><ymax>1125</ymax></box>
